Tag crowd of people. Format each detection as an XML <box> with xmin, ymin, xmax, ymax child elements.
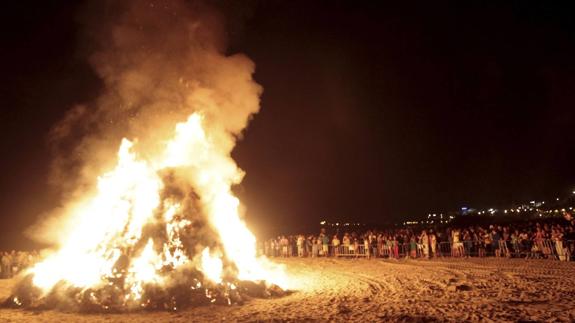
<box><xmin>2</xmin><ymin>218</ymin><xmax>574</xmax><ymax>282</ymax></box>
<box><xmin>262</xmin><ymin>217</ymin><xmax>575</xmax><ymax>261</ymax></box>
<box><xmin>0</xmin><ymin>250</ymin><xmax>39</xmax><ymax>279</ymax></box>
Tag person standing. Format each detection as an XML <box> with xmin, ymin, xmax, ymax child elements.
<box><xmin>420</xmin><ymin>230</ymin><xmax>429</xmax><ymax>259</ymax></box>
<box><xmin>392</xmin><ymin>235</ymin><xmax>399</xmax><ymax>259</ymax></box>
<box><xmin>332</xmin><ymin>235</ymin><xmax>340</xmax><ymax>256</ymax></box>
<box><xmin>305</xmin><ymin>236</ymin><xmax>313</xmax><ymax>257</ymax></box>
<box><xmin>552</xmin><ymin>229</ymin><xmax>566</xmax><ymax>261</ymax></box>
<box><xmin>297</xmin><ymin>235</ymin><xmax>305</xmax><ymax>257</ymax></box>
<box><xmin>311</xmin><ymin>237</ymin><xmax>318</xmax><ymax>257</ymax></box>
<box><xmin>491</xmin><ymin>228</ymin><xmax>501</xmax><ymax>257</ymax></box>
<box><xmin>377</xmin><ymin>234</ymin><xmax>385</xmax><ymax>257</ymax></box>
<box><xmin>281</xmin><ymin>236</ymin><xmax>289</xmax><ymax>258</ymax></box>
<box><xmin>409</xmin><ymin>235</ymin><xmax>417</xmax><ymax>258</ymax></box>
<box><xmin>321</xmin><ymin>233</ymin><xmax>330</xmax><ymax>257</ymax></box>
<box><xmin>364</xmin><ymin>236</ymin><xmax>371</xmax><ymax>258</ymax></box>
<box><xmin>342</xmin><ymin>233</ymin><xmax>351</xmax><ymax>255</ymax></box>
<box><xmin>429</xmin><ymin>230</ymin><xmax>437</xmax><ymax>258</ymax></box>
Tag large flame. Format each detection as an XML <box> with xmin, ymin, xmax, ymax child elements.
<box><xmin>27</xmin><ymin>112</ymin><xmax>286</xmax><ymax>305</ymax></box>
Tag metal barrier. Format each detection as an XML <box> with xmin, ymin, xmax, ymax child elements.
<box><xmin>262</xmin><ymin>239</ymin><xmax>575</xmax><ymax>261</ymax></box>
<box><xmin>528</xmin><ymin>240</ymin><xmax>557</xmax><ymax>260</ymax></box>
<box><xmin>334</xmin><ymin>245</ymin><xmax>369</xmax><ymax>257</ymax></box>
<box><xmin>438</xmin><ymin>242</ymin><xmax>451</xmax><ymax>257</ymax></box>
<box><xmin>379</xmin><ymin>246</ymin><xmax>390</xmax><ymax>257</ymax></box>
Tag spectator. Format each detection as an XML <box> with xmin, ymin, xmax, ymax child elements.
<box><xmin>420</xmin><ymin>230</ymin><xmax>429</xmax><ymax>259</ymax></box>
<box><xmin>260</xmin><ymin>217</ymin><xmax>575</xmax><ymax>262</ymax></box>
<box><xmin>332</xmin><ymin>235</ymin><xmax>340</xmax><ymax>256</ymax></box>
<box><xmin>297</xmin><ymin>235</ymin><xmax>305</xmax><ymax>257</ymax></box>
<box><xmin>321</xmin><ymin>234</ymin><xmax>329</xmax><ymax>257</ymax></box>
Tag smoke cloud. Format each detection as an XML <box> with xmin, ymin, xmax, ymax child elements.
<box><xmin>30</xmin><ymin>0</ymin><xmax>262</xmax><ymax>245</ymax></box>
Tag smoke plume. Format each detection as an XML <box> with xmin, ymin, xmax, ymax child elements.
<box><xmin>31</xmin><ymin>0</ymin><xmax>262</xmax><ymax>245</ymax></box>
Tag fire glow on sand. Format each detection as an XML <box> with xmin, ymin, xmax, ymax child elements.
<box><xmin>3</xmin><ymin>0</ymin><xmax>287</xmax><ymax>312</ymax></box>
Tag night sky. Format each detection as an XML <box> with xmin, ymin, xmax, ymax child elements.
<box><xmin>1</xmin><ymin>1</ymin><xmax>575</xmax><ymax>248</ymax></box>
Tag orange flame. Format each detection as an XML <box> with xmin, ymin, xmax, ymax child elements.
<box><xmin>29</xmin><ymin>112</ymin><xmax>287</xmax><ymax>300</ymax></box>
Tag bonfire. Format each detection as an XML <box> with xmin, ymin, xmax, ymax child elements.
<box><xmin>3</xmin><ymin>0</ymin><xmax>287</xmax><ymax>312</ymax></box>
<box><xmin>5</xmin><ymin>113</ymin><xmax>287</xmax><ymax>311</ymax></box>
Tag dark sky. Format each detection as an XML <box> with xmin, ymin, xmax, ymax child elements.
<box><xmin>1</xmin><ymin>1</ymin><xmax>575</xmax><ymax>248</ymax></box>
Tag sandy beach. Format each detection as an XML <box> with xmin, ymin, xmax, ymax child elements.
<box><xmin>1</xmin><ymin>257</ymin><xmax>574</xmax><ymax>322</ymax></box>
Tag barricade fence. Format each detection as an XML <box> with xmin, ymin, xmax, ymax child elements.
<box><xmin>263</xmin><ymin>239</ymin><xmax>575</xmax><ymax>261</ymax></box>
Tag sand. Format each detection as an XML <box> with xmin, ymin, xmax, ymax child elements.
<box><xmin>1</xmin><ymin>257</ymin><xmax>574</xmax><ymax>322</ymax></box>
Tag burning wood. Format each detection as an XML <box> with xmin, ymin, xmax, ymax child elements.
<box><xmin>4</xmin><ymin>269</ymin><xmax>285</xmax><ymax>312</ymax></box>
